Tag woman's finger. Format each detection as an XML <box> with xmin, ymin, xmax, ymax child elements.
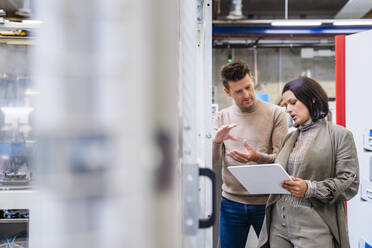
<box><xmin>283</xmin><ymin>180</ymin><xmax>296</xmax><ymax>187</ymax></box>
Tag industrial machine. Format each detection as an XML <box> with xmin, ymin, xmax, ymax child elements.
<box><xmin>344</xmin><ymin>29</ymin><xmax>372</xmax><ymax>248</ymax></box>
<box><xmin>0</xmin><ymin>73</ymin><xmax>34</xmax><ymax>187</ymax></box>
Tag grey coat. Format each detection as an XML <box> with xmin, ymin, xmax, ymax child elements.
<box><xmin>257</xmin><ymin>119</ymin><xmax>359</xmax><ymax>248</ymax></box>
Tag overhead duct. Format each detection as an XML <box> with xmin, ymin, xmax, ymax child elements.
<box><xmin>0</xmin><ymin>0</ymin><xmax>23</xmax><ymax>12</ymax></box>
<box><xmin>213</xmin><ymin>39</ymin><xmax>335</xmax><ymax>48</ymax></box>
<box><xmin>227</xmin><ymin>0</ymin><xmax>244</xmax><ymax>20</ymax></box>
<box><xmin>335</xmin><ymin>0</ymin><xmax>372</xmax><ymax>19</ymax></box>
<box><xmin>15</xmin><ymin>0</ymin><xmax>31</xmax><ymax>17</ymax></box>
<box><xmin>301</xmin><ymin>48</ymin><xmax>335</xmax><ymax>58</ymax></box>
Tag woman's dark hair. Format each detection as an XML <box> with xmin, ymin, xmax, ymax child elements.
<box><xmin>282</xmin><ymin>77</ymin><xmax>329</xmax><ymax>122</ymax></box>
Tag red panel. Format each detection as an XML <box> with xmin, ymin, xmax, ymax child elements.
<box><xmin>335</xmin><ymin>35</ymin><xmax>346</xmax><ymax>128</ymax></box>
<box><xmin>335</xmin><ymin>35</ymin><xmax>347</xmax><ymax>211</ymax></box>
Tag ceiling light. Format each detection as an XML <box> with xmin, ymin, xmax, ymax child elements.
<box><xmin>22</xmin><ymin>20</ymin><xmax>43</xmax><ymax>25</ymax></box>
<box><xmin>271</xmin><ymin>20</ymin><xmax>322</xmax><ymax>26</ymax></box>
<box><xmin>265</xmin><ymin>30</ymin><xmax>312</xmax><ymax>34</ymax></box>
<box><xmin>323</xmin><ymin>29</ymin><xmax>367</xmax><ymax>34</ymax></box>
<box><xmin>1</xmin><ymin>107</ymin><xmax>34</xmax><ymax>115</ymax></box>
<box><xmin>333</xmin><ymin>20</ymin><xmax>372</xmax><ymax>26</ymax></box>
<box><xmin>24</xmin><ymin>89</ymin><xmax>40</xmax><ymax>96</ymax></box>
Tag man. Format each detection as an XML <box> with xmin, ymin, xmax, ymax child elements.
<box><xmin>213</xmin><ymin>60</ymin><xmax>288</xmax><ymax>248</ymax></box>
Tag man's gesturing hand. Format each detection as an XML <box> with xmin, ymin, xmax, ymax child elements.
<box><xmin>213</xmin><ymin>124</ymin><xmax>238</xmax><ymax>143</ymax></box>
<box><xmin>227</xmin><ymin>140</ymin><xmax>260</xmax><ymax>163</ymax></box>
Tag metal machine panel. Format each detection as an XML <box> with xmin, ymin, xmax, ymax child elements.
<box><xmin>345</xmin><ymin>29</ymin><xmax>372</xmax><ymax>248</ymax></box>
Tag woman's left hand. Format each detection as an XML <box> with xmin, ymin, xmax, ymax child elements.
<box><xmin>281</xmin><ymin>176</ymin><xmax>308</xmax><ymax>198</ymax></box>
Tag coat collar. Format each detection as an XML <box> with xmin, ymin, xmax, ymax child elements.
<box><xmin>267</xmin><ymin>119</ymin><xmax>331</xmax><ymax>206</ymax></box>
<box><xmin>277</xmin><ymin>119</ymin><xmax>328</xmax><ymax>174</ymax></box>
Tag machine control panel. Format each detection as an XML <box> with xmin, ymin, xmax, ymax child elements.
<box><xmin>360</xmin><ymin>179</ymin><xmax>372</xmax><ymax>203</ymax></box>
<box><xmin>370</xmin><ymin>156</ymin><xmax>372</xmax><ymax>182</ymax></box>
<box><xmin>364</xmin><ymin>129</ymin><xmax>372</xmax><ymax>152</ymax></box>
<box><xmin>359</xmin><ymin>237</ymin><xmax>372</xmax><ymax>248</ymax></box>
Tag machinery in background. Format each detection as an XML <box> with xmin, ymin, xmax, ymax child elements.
<box><xmin>0</xmin><ymin>73</ymin><xmax>34</xmax><ymax>188</ymax></box>
<box><xmin>360</xmin><ymin>131</ymin><xmax>372</xmax><ymax>203</ymax></box>
<box><xmin>0</xmin><ymin>14</ymin><xmax>36</xmax><ymax>247</ymax></box>
<box><xmin>359</xmin><ymin>238</ymin><xmax>372</xmax><ymax>248</ymax></box>
<box><xmin>0</xmin><ymin>141</ymin><xmax>31</xmax><ymax>185</ymax></box>
<box><xmin>0</xmin><ymin>209</ymin><xmax>28</xmax><ymax>247</ymax></box>
<box><xmin>363</xmin><ymin>129</ymin><xmax>372</xmax><ymax>152</ymax></box>
<box><xmin>344</xmin><ymin>29</ymin><xmax>372</xmax><ymax>248</ymax></box>
<box><xmin>1</xmin><ymin>209</ymin><xmax>28</xmax><ymax>219</ymax></box>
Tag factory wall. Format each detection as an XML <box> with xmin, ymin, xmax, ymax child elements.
<box><xmin>212</xmin><ymin>47</ymin><xmax>335</xmax><ymax>109</ymax></box>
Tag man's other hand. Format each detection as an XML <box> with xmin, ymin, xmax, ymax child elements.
<box><xmin>227</xmin><ymin>140</ymin><xmax>259</xmax><ymax>163</ymax></box>
<box><xmin>213</xmin><ymin>124</ymin><xmax>238</xmax><ymax>144</ymax></box>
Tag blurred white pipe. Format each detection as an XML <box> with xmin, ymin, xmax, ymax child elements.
<box><xmin>335</xmin><ymin>0</ymin><xmax>372</xmax><ymax>19</ymax></box>
<box><xmin>227</xmin><ymin>0</ymin><xmax>244</xmax><ymax>20</ymax></box>
<box><xmin>31</xmin><ymin>0</ymin><xmax>180</xmax><ymax>248</ymax></box>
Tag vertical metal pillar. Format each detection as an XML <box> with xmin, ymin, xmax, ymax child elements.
<box><xmin>285</xmin><ymin>0</ymin><xmax>288</xmax><ymax>20</ymax></box>
<box><xmin>180</xmin><ymin>0</ymin><xmax>199</xmax><ymax>245</ymax></box>
<box><xmin>197</xmin><ymin>0</ymin><xmax>213</xmax><ymax>247</ymax></box>
<box><xmin>253</xmin><ymin>48</ymin><xmax>259</xmax><ymax>87</ymax></box>
<box><xmin>181</xmin><ymin>0</ymin><xmax>214</xmax><ymax>247</ymax></box>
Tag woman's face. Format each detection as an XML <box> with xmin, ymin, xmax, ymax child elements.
<box><xmin>282</xmin><ymin>90</ymin><xmax>311</xmax><ymax>125</ymax></box>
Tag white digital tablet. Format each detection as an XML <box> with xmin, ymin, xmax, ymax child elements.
<box><xmin>228</xmin><ymin>163</ymin><xmax>292</xmax><ymax>194</ymax></box>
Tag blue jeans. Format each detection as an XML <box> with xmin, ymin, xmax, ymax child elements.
<box><xmin>219</xmin><ymin>196</ymin><xmax>266</xmax><ymax>248</ymax></box>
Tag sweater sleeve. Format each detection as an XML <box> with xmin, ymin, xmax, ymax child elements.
<box><xmin>305</xmin><ymin>180</ymin><xmax>333</xmax><ymax>199</ymax></box>
<box><xmin>212</xmin><ymin>111</ymin><xmax>223</xmax><ymax>166</ymax></box>
<box><xmin>256</xmin><ymin>108</ymin><xmax>288</xmax><ymax>163</ymax></box>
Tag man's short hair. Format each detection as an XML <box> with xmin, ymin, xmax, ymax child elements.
<box><xmin>282</xmin><ymin>76</ymin><xmax>329</xmax><ymax>122</ymax></box>
<box><xmin>220</xmin><ymin>60</ymin><xmax>251</xmax><ymax>90</ymax></box>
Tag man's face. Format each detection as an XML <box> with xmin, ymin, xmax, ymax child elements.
<box><xmin>224</xmin><ymin>74</ymin><xmax>256</xmax><ymax>111</ymax></box>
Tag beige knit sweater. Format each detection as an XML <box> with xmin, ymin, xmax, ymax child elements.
<box><xmin>213</xmin><ymin>99</ymin><xmax>288</xmax><ymax>204</ymax></box>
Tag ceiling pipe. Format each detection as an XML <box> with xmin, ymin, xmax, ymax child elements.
<box><xmin>285</xmin><ymin>0</ymin><xmax>288</xmax><ymax>20</ymax></box>
<box><xmin>213</xmin><ymin>19</ymin><xmax>372</xmax><ymax>25</ymax></box>
<box><xmin>335</xmin><ymin>0</ymin><xmax>372</xmax><ymax>19</ymax></box>
<box><xmin>213</xmin><ymin>39</ymin><xmax>335</xmax><ymax>48</ymax></box>
<box><xmin>227</xmin><ymin>0</ymin><xmax>244</xmax><ymax>20</ymax></box>
<box><xmin>15</xmin><ymin>0</ymin><xmax>31</xmax><ymax>17</ymax></box>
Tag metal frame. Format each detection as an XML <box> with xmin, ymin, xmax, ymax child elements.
<box><xmin>180</xmin><ymin>0</ymin><xmax>213</xmax><ymax>247</ymax></box>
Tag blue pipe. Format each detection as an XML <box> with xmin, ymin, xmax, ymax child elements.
<box><xmin>213</xmin><ymin>25</ymin><xmax>372</xmax><ymax>35</ymax></box>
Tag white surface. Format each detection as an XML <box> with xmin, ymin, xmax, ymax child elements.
<box><xmin>345</xmin><ymin>29</ymin><xmax>372</xmax><ymax>248</ymax></box>
<box><xmin>196</xmin><ymin>0</ymin><xmax>213</xmax><ymax>247</ymax></box>
<box><xmin>228</xmin><ymin>164</ymin><xmax>291</xmax><ymax>194</ymax></box>
<box><xmin>0</xmin><ymin>190</ymin><xmax>37</xmax><ymax>209</ymax></box>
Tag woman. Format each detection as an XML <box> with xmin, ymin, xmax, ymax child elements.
<box><xmin>255</xmin><ymin>77</ymin><xmax>360</xmax><ymax>248</ymax></box>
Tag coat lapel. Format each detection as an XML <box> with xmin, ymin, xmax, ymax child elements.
<box><xmin>297</xmin><ymin>122</ymin><xmax>322</xmax><ymax>176</ymax></box>
<box><xmin>266</xmin><ymin>131</ymin><xmax>299</xmax><ymax>206</ymax></box>
<box><xmin>297</xmin><ymin>120</ymin><xmax>333</xmax><ymax>180</ymax></box>
<box><xmin>276</xmin><ymin>130</ymin><xmax>298</xmax><ymax>171</ymax></box>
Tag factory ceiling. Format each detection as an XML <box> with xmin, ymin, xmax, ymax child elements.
<box><xmin>214</xmin><ymin>0</ymin><xmax>372</xmax><ymax>20</ymax></box>
<box><xmin>0</xmin><ymin>0</ymin><xmax>371</xmax><ymax>20</ymax></box>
